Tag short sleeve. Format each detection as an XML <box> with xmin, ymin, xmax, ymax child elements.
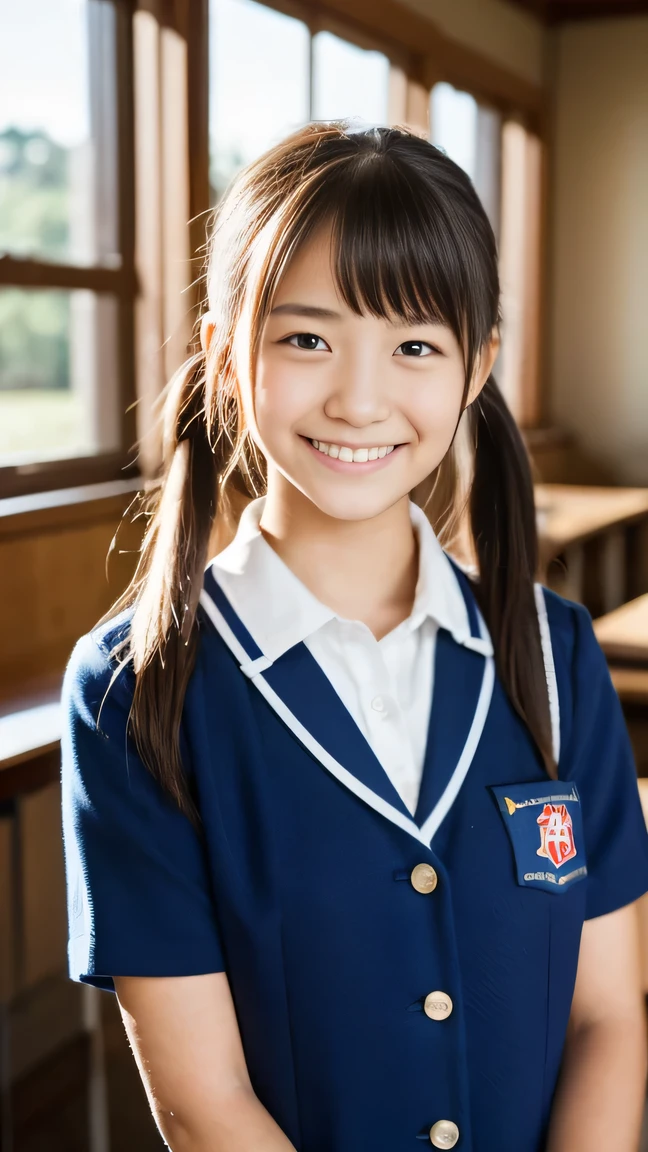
<box><xmin>565</xmin><ymin>602</ymin><xmax>648</xmax><ymax>920</ymax></box>
<box><xmin>61</xmin><ymin>628</ymin><xmax>225</xmax><ymax>992</ymax></box>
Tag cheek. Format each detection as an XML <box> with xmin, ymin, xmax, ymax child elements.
<box><xmin>254</xmin><ymin>357</ymin><xmax>313</xmax><ymax>436</ymax></box>
<box><xmin>406</xmin><ymin>366</ymin><xmax>466</xmax><ymax>446</ymax></box>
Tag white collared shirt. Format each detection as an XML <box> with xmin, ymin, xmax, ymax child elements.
<box><xmin>211</xmin><ymin>498</ymin><xmax>491</xmax><ymax>816</ymax></box>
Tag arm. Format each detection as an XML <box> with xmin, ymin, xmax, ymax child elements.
<box><xmin>114</xmin><ymin>971</ymin><xmax>297</xmax><ymax>1152</ymax></box>
<box><xmin>546</xmin><ymin>902</ymin><xmax>647</xmax><ymax>1152</ymax></box>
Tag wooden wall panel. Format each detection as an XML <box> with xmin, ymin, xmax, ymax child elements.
<box><xmin>0</xmin><ymin>816</ymin><xmax>12</xmax><ymax>1002</ymax></box>
<box><xmin>21</xmin><ymin>785</ymin><xmax>68</xmax><ymax>990</ymax></box>
<box><xmin>0</xmin><ymin>505</ymin><xmax>143</xmax><ymax>700</ymax></box>
<box><xmin>0</xmin><ymin>490</ymin><xmax>144</xmax><ymax>1028</ymax></box>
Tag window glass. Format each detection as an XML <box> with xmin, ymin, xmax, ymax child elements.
<box><xmin>210</xmin><ymin>0</ymin><xmax>310</xmax><ymax>202</ymax></box>
<box><xmin>431</xmin><ymin>82</ymin><xmax>479</xmax><ymax>181</ymax></box>
<box><xmin>0</xmin><ymin>0</ymin><xmax>119</xmax><ymax>266</ymax></box>
<box><xmin>430</xmin><ymin>82</ymin><xmax>501</xmax><ymax>238</ymax></box>
<box><xmin>0</xmin><ymin>288</ymin><xmax>121</xmax><ymax>464</ymax></box>
<box><xmin>312</xmin><ymin>32</ymin><xmax>389</xmax><ymax>125</ymax></box>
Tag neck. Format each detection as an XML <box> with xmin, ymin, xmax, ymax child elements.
<box><xmin>259</xmin><ymin>473</ymin><xmax>419</xmax><ymax>639</ymax></box>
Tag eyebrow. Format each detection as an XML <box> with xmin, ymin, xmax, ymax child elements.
<box><xmin>270</xmin><ymin>303</ymin><xmax>341</xmax><ymax>320</ymax></box>
<box><xmin>269</xmin><ymin>301</ymin><xmax>451</xmax><ymax>330</ymax></box>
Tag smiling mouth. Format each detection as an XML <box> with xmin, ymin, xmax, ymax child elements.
<box><xmin>309</xmin><ymin>438</ymin><xmax>396</xmax><ymax>462</ymax></box>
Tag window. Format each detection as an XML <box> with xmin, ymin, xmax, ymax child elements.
<box><xmin>210</xmin><ymin>0</ymin><xmax>310</xmax><ymax>203</ymax></box>
<box><xmin>312</xmin><ymin>32</ymin><xmax>390</xmax><ymax>125</ymax></box>
<box><xmin>430</xmin><ymin>83</ymin><xmax>501</xmax><ymax>240</ymax></box>
<box><xmin>209</xmin><ymin>0</ymin><xmax>393</xmax><ymax>201</ymax></box>
<box><xmin>0</xmin><ymin>289</ymin><xmax>120</xmax><ymax>461</ymax></box>
<box><xmin>0</xmin><ymin>0</ymin><xmax>135</xmax><ymax>496</ymax></box>
<box><xmin>430</xmin><ymin>81</ymin><xmax>542</xmax><ymax>425</ymax></box>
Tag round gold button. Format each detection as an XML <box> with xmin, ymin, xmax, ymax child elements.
<box><xmin>429</xmin><ymin>1119</ymin><xmax>459</xmax><ymax>1148</ymax></box>
<box><xmin>424</xmin><ymin>991</ymin><xmax>453</xmax><ymax>1021</ymax></box>
<box><xmin>410</xmin><ymin>863</ymin><xmax>438</xmax><ymax>894</ymax></box>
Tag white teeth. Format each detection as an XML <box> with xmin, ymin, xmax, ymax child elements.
<box><xmin>310</xmin><ymin>438</ymin><xmax>395</xmax><ymax>462</ymax></box>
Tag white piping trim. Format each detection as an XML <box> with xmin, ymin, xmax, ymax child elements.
<box><xmin>199</xmin><ymin>590</ymin><xmax>429</xmax><ymax>845</ymax></box>
<box><xmin>534</xmin><ymin>583</ymin><xmax>561</xmax><ymax>765</ymax></box>
<box><xmin>199</xmin><ymin>585</ymin><xmax>494</xmax><ymax>849</ymax></box>
<box><xmin>459</xmin><ymin>635</ymin><xmax>493</xmax><ymax>657</ymax></box>
<box><xmin>419</xmin><ymin>609</ymin><xmax>495</xmax><ymax>843</ymax></box>
<box><xmin>240</xmin><ymin>654</ymin><xmax>274</xmax><ymax>677</ymax></box>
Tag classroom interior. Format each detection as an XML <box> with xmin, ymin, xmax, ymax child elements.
<box><xmin>1</xmin><ymin>0</ymin><xmax>648</xmax><ymax>1148</ymax></box>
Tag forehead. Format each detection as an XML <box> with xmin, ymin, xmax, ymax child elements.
<box><xmin>269</xmin><ymin>231</ymin><xmax>455</xmax><ymax>338</ymax></box>
<box><xmin>269</xmin><ymin>207</ymin><xmax>454</xmax><ymax>333</ymax></box>
<box><xmin>272</xmin><ymin>226</ymin><xmax>340</xmax><ymax>304</ymax></box>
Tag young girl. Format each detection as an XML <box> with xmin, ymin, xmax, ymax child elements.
<box><xmin>61</xmin><ymin>122</ymin><xmax>648</xmax><ymax>1152</ymax></box>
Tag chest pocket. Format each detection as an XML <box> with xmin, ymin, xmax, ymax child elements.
<box><xmin>491</xmin><ymin>781</ymin><xmax>587</xmax><ymax>894</ymax></box>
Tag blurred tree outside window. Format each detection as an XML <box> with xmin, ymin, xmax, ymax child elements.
<box><xmin>0</xmin><ymin>0</ymin><xmax>127</xmax><ymax>480</ymax></box>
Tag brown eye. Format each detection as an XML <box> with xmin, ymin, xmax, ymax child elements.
<box><xmin>394</xmin><ymin>341</ymin><xmax>435</xmax><ymax>357</ymax></box>
<box><xmin>287</xmin><ymin>333</ymin><xmax>329</xmax><ymax>351</ymax></box>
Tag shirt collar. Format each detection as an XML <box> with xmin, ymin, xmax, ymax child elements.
<box><xmin>209</xmin><ymin>497</ymin><xmax>492</xmax><ymax>662</ymax></box>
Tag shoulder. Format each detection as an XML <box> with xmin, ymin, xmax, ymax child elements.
<box><xmin>62</xmin><ymin>608</ymin><xmax>135</xmax><ymax>734</ymax></box>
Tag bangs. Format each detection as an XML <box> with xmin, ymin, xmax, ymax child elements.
<box><xmin>319</xmin><ymin>155</ymin><xmax>476</xmax><ymax>351</ymax></box>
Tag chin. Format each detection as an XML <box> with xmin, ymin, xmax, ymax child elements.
<box><xmin>297</xmin><ymin>482</ymin><xmax>409</xmax><ymax>523</ymax></box>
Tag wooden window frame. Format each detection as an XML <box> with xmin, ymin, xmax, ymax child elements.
<box><xmin>0</xmin><ymin>0</ymin><xmax>138</xmax><ymax>500</ymax></box>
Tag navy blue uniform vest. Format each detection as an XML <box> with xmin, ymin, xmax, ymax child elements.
<box><xmin>61</xmin><ymin>562</ymin><xmax>648</xmax><ymax>1151</ymax></box>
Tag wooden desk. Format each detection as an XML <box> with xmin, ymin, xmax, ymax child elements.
<box><xmin>536</xmin><ymin>484</ymin><xmax>648</xmax><ymax>611</ymax></box>
<box><xmin>608</xmin><ymin>667</ymin><xmax>648</xmax><ymax>707</ymax></box>
<box><xmin>594</xmin><ymin>594</ymin><xmax>648</xmax><ymax>665</ymax></box>
<box><xmin>594</xmin><ymin>597</ymin><xmax>648</xmax><ymax>777</ymax></box>
<box><xmin>0</xmin><ymin>680</ymin><xmax>62</xmax><ymax>805</ymax></box>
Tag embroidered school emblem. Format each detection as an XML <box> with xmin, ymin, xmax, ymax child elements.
<box><xmin>491</xmin><ymin>781</ymin><xmax>587</xmax><ymax>894</ymax></box>
<box><xmin>536</xmin><ymin>803</ymin><xmax>577</xmax><ymax>868</ymax></box>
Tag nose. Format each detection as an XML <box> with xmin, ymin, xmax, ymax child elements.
<box><xmin>323</xmin><ymin>351</ymin><xmax>391</xmax><ymax>428</ymax></box>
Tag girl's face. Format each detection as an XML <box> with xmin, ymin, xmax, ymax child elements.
<box><xmin>231</xmin><ymin>227</ymin><xmax>499</xmax><ymax>523</ymax></box>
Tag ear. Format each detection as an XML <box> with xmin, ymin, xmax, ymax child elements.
<box><xmin>200</xmin><ymin>311</ymin><xmax>216</xmax><ymax>355</ymax></box>
<box><xmin>466</xmin><ymin>327</ymin><xmax>501</xmax><ymax>405</ymax></box>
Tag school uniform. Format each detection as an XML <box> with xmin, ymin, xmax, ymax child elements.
<box><xmin>61</xmin><ymin>498</ymin><xmax>648</xmax><ymax>1152</ymax></box>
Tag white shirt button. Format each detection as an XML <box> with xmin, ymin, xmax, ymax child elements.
<box><xmin>371</xmin><ymin>695</ymin><xmax>386</xmax><ymax>713</ymax></box>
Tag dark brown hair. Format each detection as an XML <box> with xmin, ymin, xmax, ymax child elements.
<box><xmin>98</xmin><ymin>121</ymin><xmax>554</xmax><ymax>823</ymax></box>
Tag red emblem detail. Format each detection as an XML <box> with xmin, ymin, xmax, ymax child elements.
<box><xmin>536</xmin><ymin>804</ymin><xmax>577</xmax><ymax>868</ymax></box>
